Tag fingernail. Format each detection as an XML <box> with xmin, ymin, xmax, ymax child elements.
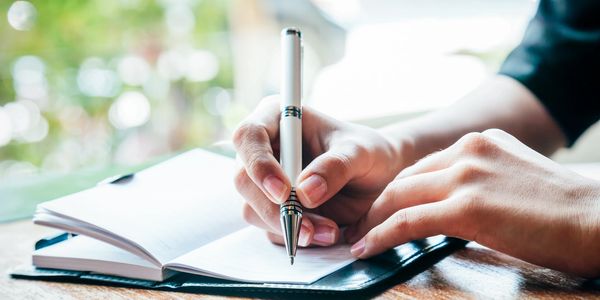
<box><xmin>313</xmin><ymin>225</ymin><xmax>336</xmax><ymax>245</ymax></box>
<box><xmin>350</xmin><ymin>237</ymin><xmax>366</xmax><ymax>257</ymax></box>
<box><xmin>298</xmin><ymin>174</ymin><xmax>327</xmax><ymax>205</ymax></box>
<box><xmin>263</xmin><ymin>175</ymin><xmax>287</xmax><ymax>203</ymax></box>
<box><xmin>299</xmin><ymin>224</ymin><xmax>311</xmax><ymax>247</ymax></box>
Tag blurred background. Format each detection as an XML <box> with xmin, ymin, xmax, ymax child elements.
<box><xmin>1</xmin><ymin>0</ymin><xmax>598</xmax><ymax>220</ymax></box>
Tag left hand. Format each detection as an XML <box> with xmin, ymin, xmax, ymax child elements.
<box><xmin>346</xmin><ymin>129</ymin><xmax>600</xmax><ymax>278</ymax></box>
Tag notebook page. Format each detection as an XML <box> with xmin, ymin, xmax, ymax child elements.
<box><xmin>166</xmin><ymin>227</ymin><xmax>356</xmax><ymax>284</ymax></box>
<box><xmin>33</xmin><ymin>235</ymin><xmax>165</xmax><ymax>281</ymax></box>
<box><xmin>37</xmin><ymin>150</ymin><xmax>247</xmax><ymax>265</ymax></box>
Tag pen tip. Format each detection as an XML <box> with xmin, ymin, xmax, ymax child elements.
<box><xmin>290</xmin><ymin>257</ymin><xmax>294</xmax><ymax>265</ymax></box>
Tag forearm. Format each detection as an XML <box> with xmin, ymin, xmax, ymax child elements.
<box><xmin>381</xmin><ymin>75</ymin><xmax>566</xmax><ymax>163</ymax></box>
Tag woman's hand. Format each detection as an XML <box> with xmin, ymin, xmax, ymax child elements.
<box><xmin>346</xmin><ymin>129</ymin><xmax>600</xmax><ymax>278</ymax></box>
<box><xmin>232</xmin><ymin>96</ymin><xmax>413</xmax><ymax>247</ymax></box>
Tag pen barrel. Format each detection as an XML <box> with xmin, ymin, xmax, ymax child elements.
<box><xmin>280</xmin><ymin>28</ymin><xmax>303</xmax><ymax>184</ymax></box>
<box><xmin>279</xmin><ymin>112</ymin><xmax>302</xmax><ymax>183</ymax></box>
<box><xmin>281</xmin><ymin>28</ymin><xmax>302</xmax><ymax>108</ymax></box>
<box><xmin>280</xmin><ymin>28</ymin><xmax>303</xmax><ymax>262</ymax></box>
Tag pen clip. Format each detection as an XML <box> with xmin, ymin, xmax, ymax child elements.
<box><xmin>97</xmin><ymin>173</ymin><xmax>135</xmax><ymax>186</ymax></box>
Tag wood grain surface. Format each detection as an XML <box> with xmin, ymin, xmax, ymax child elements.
<box><xmin>1</xmin><ymin>220</ymin><xmax>599</xmax><ymax>299</ymax></box>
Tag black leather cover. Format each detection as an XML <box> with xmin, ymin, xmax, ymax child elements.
<box><xmin>11</xmin><ymin>235</ymin><xmax>468</xmax><ymax>296</ymax></box>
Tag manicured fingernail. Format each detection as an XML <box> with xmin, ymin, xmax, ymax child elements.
<box><xmin>350</xmin><ymin>237</ymin><xmax>366</xmax><ymax>257</ymax></box>
<box><xmin>299</xmin><ymin>224</ymin><xmax>311</xmax><ymax>247</ymax></box>
<box><xmin>298</xmin><ymin>174</ymin><xmax>327</xmax><ymax>205</ymax></box>
<box><xmin>313</xmin><ymin>225</ymin><xmax>336</xmax><ymax>245</ymax></box>
<box><xmin>263</xmin><ymin>175</ymin><xmax>287</xmax><ymax>203</ymax></box>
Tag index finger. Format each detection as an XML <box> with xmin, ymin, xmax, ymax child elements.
<box><xmin>233</xmin><ymin>95</ymin><xmax>290</xmax><ymax>203</ymax></box>
<box><xmin>346</xmin><ymin>167</ymin><xmax>455</xmax><ymax>243</ymax></box>
<box><xmin>350</xmin><ymin>201</ymin><xmax>452</xmax><ymax>259</ymax></box>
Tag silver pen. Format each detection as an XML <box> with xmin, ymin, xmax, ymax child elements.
<box><xmin>279</xmin><ymin>27</ymin><xmax>303</xmax><ymax>265</ymax></box>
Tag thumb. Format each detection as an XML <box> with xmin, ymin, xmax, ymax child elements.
<box><xmin>296</xmin><ymin>144</ymin><xmax>370</xmax><ymax>208</ymax></box>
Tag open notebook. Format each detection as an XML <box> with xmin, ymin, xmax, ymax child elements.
<box><xmin>32</xmin><ymin>149</ymin><xmax>355</xmax><ymax>284</ymax></box>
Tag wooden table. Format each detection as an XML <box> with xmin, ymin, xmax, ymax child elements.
<box><xmin>2</xmin><ymin>220</ymin><xmax>599</xmax><ymax>299</ymax></box>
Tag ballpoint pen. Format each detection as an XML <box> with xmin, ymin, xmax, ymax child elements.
<box><xmin>279</xmin><ymin>27</ymin><xmax>303</xmax><ymax>265</ymax></box>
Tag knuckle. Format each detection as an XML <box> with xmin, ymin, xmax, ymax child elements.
<box><xmin>346</xmin><ymin>143</ymin><xmax>369</xmax><ymax>158</ymax></box>
<box><xmin>262</xmin><ymin>205</ymin><xmax>280</xmax><ymax>226</ymax></box>
<box><xmin>232</xmin><ymin>122</ymin><xmax>248</xmax><ymax>147</ymax></box>
<box><xmin>234</xmin><ymin>166</ymin><xmax>246</xmax><ymax>188</ymax></box>
<box><xmin>459</xmin><ymin>132</ymin><xmax>498</xmax><ymax>156</ymax></box>
<box><xmin>326</xmin><ymin>152</ymin><xmax>354</xmax><ymax>179</ymax></box>
<box><xmin>374</xmin><ymin>184</ymin><xmax>396</xmax><ymax>207</ymax></box>
<box><xmin>392</xmin><ymin>210</ymin><xmax>411</xmax><ymax>233</ymax></box>
<box><xmin>241</xmin><ymin>203</ymin><xmax>255</xmax><ymax>223</ymax></box>
<box><xmin>267</xmin><ymin>232</ymin><xmax>282</xmax><ymax>245</ymax></box>
<box><xmin>383</xmin><ymin>180</ymin><xmax>403</xmax><ymax>198</ymax></box>
<box><xmin>349</xmin><ymin>144</ymin><xmax>372</xmax><ymax>170</ymax></box>
<box><xmin>455</xmin><ymin>190</ymin><xmax>484</xmax><ymax>217</ymax></box>
<box><xmin>458</xmin><ymin>132</ymin><xmax>481</xmax><ymax>145</ymax></box>
<box><xmin>482</xmin><ymin>128</ymin><xmax>507</xmax><ymax>137</ymax></box>
<box><xmin>451</xmin><ymin>192</ymin><xmax>484</xmax><ymax>241</ymax></box>
<box><xmin>453</xmin><ymin>161</ymin><xmax>490</xmax><ymax>184</ymax></box>
<box><xmin>233</xmin><ymin>122</ymin><xmax>264</xmax><ymax>148</ymax></box>
<box><xmin>234</xmin><ymin>167</ymin><xmax>251</xmax><ymax>193</ymax></box>
<box><xmin>368</xmin><ymin>227</ymin><xmax>383</xmax><ymax>247</ymax></box>
<box><xmin>245</xmin><ymin>154</ymin><xmax>273</xmax><ymax>177</ymax></box>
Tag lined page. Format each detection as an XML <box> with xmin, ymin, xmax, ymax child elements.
<box><xmin>166</xmin><ymin>227</ymin><xmax>356</xmax><ymax>284</ymax></box>
<box><xmin>37</xmin><ymin>150</ymin><xmax>247</xmax><ymax>264</ymax></box>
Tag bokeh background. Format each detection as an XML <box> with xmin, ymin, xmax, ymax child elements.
<box><xmin>2</xmin><ymin>0</ymin><xmax>598</xmax><ymax>220</ymax></box>
<box><xmin>0</xmin><ymin>0</ymin><xmax>235</xmax><ymax>179</ymax></box>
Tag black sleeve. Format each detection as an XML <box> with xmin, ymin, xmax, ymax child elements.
<box><xmin>499</xmin><ymin>0</ymin><xmax>600</xmax><ymax>145</ymax></box>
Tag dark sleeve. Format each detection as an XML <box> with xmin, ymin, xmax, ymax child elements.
<box><xmin>499</xmin><ymin>0</ymin><xmax>600</xmax><ymax>145</ymax></box>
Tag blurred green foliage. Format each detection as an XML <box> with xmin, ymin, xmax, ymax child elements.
<box><xmin>0</xmin><ymin>0</ymin><xmax>235</xmax><ymax>170</ymax></box>
<box><xmin>0</xmin><ymin>0</ymin><xmax>243</xmax><ymax>220</ymax></box>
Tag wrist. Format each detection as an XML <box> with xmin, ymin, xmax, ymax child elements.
<box><xmin>589</xmin><ymin>185</ymin><xmax>600</xmax><ymax>275</ymax></box>
<box><xmin>575</xmin><ymin>181</ymin><xmax>600</xmax><ymax>277</ymax></box>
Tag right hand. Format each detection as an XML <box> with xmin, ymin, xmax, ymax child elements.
<box><xmin>233</xmin><ymin>95</ymin><xmax>413</xmax><ymax>247</ymax></box>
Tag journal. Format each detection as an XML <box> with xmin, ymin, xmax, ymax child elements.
<box><xmin>13</xmin><ymin>148</ymin><xmax>468</xmax><ymax>295</ymax></box>
<box><xmin>31</xmin><ymin>149</ymin><xmax>355</xmax><ymax>284</ymax></box>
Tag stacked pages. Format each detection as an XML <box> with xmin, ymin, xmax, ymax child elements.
<box><xmin>32</xmin><ymin>149</ymin><xmax>356</xmax><ymax>284</ymax></box>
